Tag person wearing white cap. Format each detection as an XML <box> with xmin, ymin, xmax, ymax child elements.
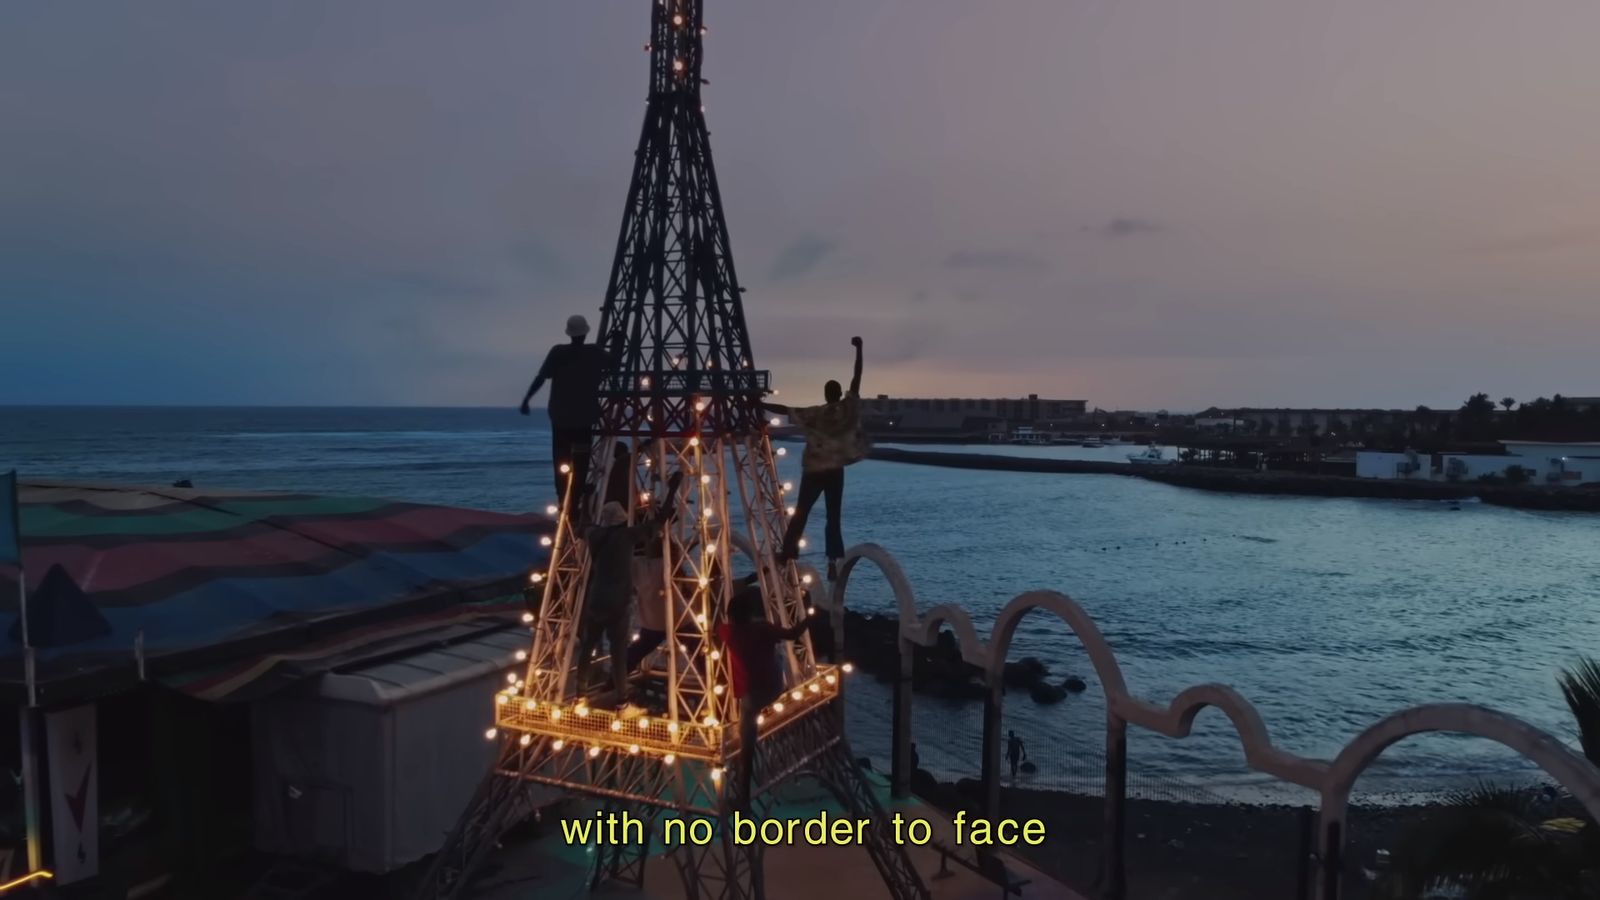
<box><xmin>574</xmin><ymin>471</ymin><xmax>683</xmax><ymax>698</ymax></box>
<box><xmin>521</xmin><ymin>314</ymin><xmax>613</xmax><ymax>503</ymax></box>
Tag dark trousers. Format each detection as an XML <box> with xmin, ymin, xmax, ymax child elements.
<box><xmin>551</xmin><ymin>426</ymin><xmax>593</xmax><ymax>502</ymax></box>
<box><xmin>575</xmin><ymin>614</ymin><xmax>630</xmax><ymax>697</ymax></box>
<box><xmin>781</xmin><ymin>467</ymin><xmax>845</xmax><ymax>560</ymax></box>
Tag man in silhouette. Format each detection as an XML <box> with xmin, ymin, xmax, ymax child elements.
<box><xmin>521</xmin><ymin>315</ymin><xmax>612</xmax><ymax>503</ymax></box>
<box><xmin>764</xmin><ymin>337</ymin><xmax>867</xmax><ymax>580</ymax></box>
<box><xmin>1006</xmin><ymin>730</ymin><xmax>1027</xmax><ymax>781</ymax></box>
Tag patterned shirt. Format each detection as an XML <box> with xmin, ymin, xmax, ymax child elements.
<box><xmin>789</xmin><ymin>395</ymin><xmax>869</xmax><ymax>472</ymax></box>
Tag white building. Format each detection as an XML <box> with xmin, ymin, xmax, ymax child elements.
<box><xmin>1355</xmin><ymin>442</ymin><xmax>1600</xmax><ymax>486</ymax></box>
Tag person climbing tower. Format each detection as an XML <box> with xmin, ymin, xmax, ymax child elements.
<box><xmin>520</xmin><ymin>314</ymin><xmax>612</xmax><ymax>504</ymax></box>
<box><xmin>717</xmin><ymin>580</ymin><xmax>813</xmax><ymax>806</ymax></box>
<box><xmin>764</xmin><ymin>336</ymin><xmax>868</xmax><ymax>580</ymax></box>
<box><xmin>575</xmin><ymin>472</ymin><xmax>683</xmax><ymax>699</ymax></box>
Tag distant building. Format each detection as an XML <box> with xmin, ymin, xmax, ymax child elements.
<box><xmin>861</xmin><ymin>395</ymin><xmax>1087</xmax><ymax>434</ymax></box>
<box><xmin>1226</xmin><ymin>408</ymin><xmax>1415</xmax><ymax>435</ymax></box>
<box><xmin>1355</xmin><ymin>441</ymin><xmax>1600</xmax><ymax>486</ymax></box>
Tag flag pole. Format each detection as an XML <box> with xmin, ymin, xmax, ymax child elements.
<box><xmin>7</xmin><ymin>470</ymin><xmax>45</xmax><ymax>873</ymax></box>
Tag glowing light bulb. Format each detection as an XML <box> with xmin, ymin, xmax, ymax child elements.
<box><xmin>506</xmin><ymin>673</ymin><xmax>517</xmax><ymax>684</ymax></box>
<box><xmin>553</xmin><ymin>739</ymin><xmax>565</xmax><ymax>750</ymax></box>
<box><xmin>698</xmin><ymin>578</ymin><xmax>710</xmax><ymax>589</ymax></box>
<box><xmin>668</xmin><ymin>722</ymin><xmax>680</xmax><ymax>734</ymax></box>
<box><xmin>787</xmin><ymin>506</ymin><xmax>796</xmax><ymax>516</ymax></box>
<box><xmin>700</xmin><ymin>474</ymin><xmax>711</xmax><ymax>484</ymax></box>
<box><xmin>631</xmin><ymin>632</ymin><xmax>641</xmax><ymax>642</ymax></box>
<box><xmin>673</xmin><ymin>59</ymin><xmax>684</xmax><ymax>72</ymax></box>
<box><xmin>525</xmin><ymin>699</ymin><xmax>537</xmax><ymax>711</ymax></box>
<box><xmin>770</xmin><ymin>417</ymin><xmax>781</xmax><ymax>427</ymax></box>
<box><xmin>773</xmin><ymin>702</ymin><xmax>785</xmax><ymax>713</ymax></box>
<box><xmin>640</xmin><ymin>492</ymin><xmax>651</xmax><ymax>503</ymax></box>
<box><xmin>629</xmin><ymin>744</ymin><xmax>640</xmax><ymax>754</ymax></box>
<box><xmin>711</xmin><ymin>767</ymin><xmax>723</xmax><ymax>781</ymax></box>
<box><xmin>640</xmin><ymin>376</ymin><xmax>651</xmax><ymax>388</ymax></box>
<box><xmin>809</xmin><ymin>683</ymin><xmax>821</xmax><ymax>694</ymax></box>
<box><xmin>709</xmin><ymin>649</ymin><xmax>721</xmax><ymax>661</ymax></box>
<box><xmin>706</xmin><ymin>542</ymin><xmax>717</xmax><ymax>553</ymax></box>
<box><xmin>589</xmin><ymin>745</ymin><xmax>601</xmax><ymax>758</ymax></box>
<box><xmin>756</xmin><ymin>714</ymin><xmax>766</xmax><ymax>725</ymax></box>
<box><xmin>546</xmin><ymin>505</ymin><xmax>558</xmax><ymax>516</ymax></box>
<box><xmin>842</xmin><ymin>663</ymin><xmax>854</xmax><ymax>674</ymax></box>
<box><xmin>639</xmin><ymin>717</ymin><xmax>650</xmax><ymax>729</ymax></box>
<box><xmin>551</xmin><ymin>708</ymin><xmax>563</xmax><ymax>721</ymax></box>
<box><xmin>540</xmin><ymin>536</ymin><xmax>553</xmax><ymax>547</ymax></box>
<box><xmin>672</xmin><ymin>14</ymin><xmax>683</xmax><ymax>25</ymax></box>
<box><xmin>559</xmin><ymin>464</ymin><xmax>571</xmax><ymax>475</ymax></box>
<box><xmin>694</xmin><ymin>613</ymin><xmax>707</xmax><ymax>627</ymax></box>
<box><xmin>689</xmin><ymin>436</ymin><xmax>700</xmax><ymax>447</ymax></box>
<box><xmin>782</xmin><ymin>482</ymin><xmax>793</xmax><ymax>492</ymax></box>
<box><xmin>515</xmin><ymin>649</ymin><xmax>528</xmax><ymax>661</ymax></box>
<box><xmin>825</xmin><ymin>674</ymin><xmax>836</xmax><ymax>685</ymax></box>
<box><xmin>663</xmin><ymin>753</ymin><xmax>676</xmax><ymax>765</ymax></box>
<box><xmin>522</xmin><ymin>612</ymin><xmax>535</xmax><ymax>624</ymax></box>
<box><xmin>713</xmin><ymin>684</ymin><xmax>725</xmax><ymax>696</ymax></box>
<box><xmin>485</xmin><ymin>728</ymin><xmax>498</xmax><ymax>740</ymax></box>
<box><xmin>576</xmin><ymin>705</ymin><xmax>590</xmax><ymax>718</ymax></box>
<box><xmin>798</xmin><ymin>539</ymin><xmax>808</xmax><ymax>549</ymax></box>
<box><xmin>790</xmin><ymin>690</ymin><xmax>803</xmax><ymax>702</ymax></box>
<box><xmin>702</xmin><ymin>509</ymin><xmax>713</xmax><ymax>520</ymax></box>
<box><xmin>776</xmin><ymin>447</ymin><xmax>787</xmax><ymax>457</ymax></box>
<box><xmin>807</xmin><ymin>606</ymin><xmax>816</xmax><ymax>616</ymax></box>
<box><xmin>496</xmin><ymin>694</ymin><xmax>508</xmax><ymax>705</ymax></box>
<box><xmin>611</xmin><ymin>720</ymin><xmax>623</xmax><ymax>732</ymax></box>
<box><xmin>801</xmin><ymin>574</ymin><xmax>812</xmax><ymax>585</ymax></box>
<box><xmin>704</xmin><ymin>716</ymin><xmax>718</xmax><ymax>726</ymax></box>
<box><xmin>520</xmin><ymin>733</ymin><xmax>532</xmax><ymax>746</ymax></box>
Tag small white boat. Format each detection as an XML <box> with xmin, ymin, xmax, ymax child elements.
<box><xmin>1127</xmin><ymin>445</ymin><xmax>1175</xmax><ymax>465</ymax></box>
<box><xmin>1081</xmin><ymin>438</ymin><xmax>1103</xmax><ymax>448</ymax></box>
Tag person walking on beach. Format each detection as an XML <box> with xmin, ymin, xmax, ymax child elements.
<box><xmin>1006</xmin><ymin>730</ymin><xmax>1027</xmax><ymax>781</ymax></box>
<box><xmin>763</xmin><ymin>337</ymin><xmax>868</xmax><ymax>581</ymax></box>
<box><xmin>521</xmin><ymin>314</ymin><xmax>612</xmax><ymax>503</ymax></box>
<box><xmin>575</xmin><ymin>473</ymin><xmax>682</xmax><ymax>698</ymax></box>
<box><xmin>717</xmin><ymin>582</ymin><xmax>813</xmax><ymax>806</ymax></box>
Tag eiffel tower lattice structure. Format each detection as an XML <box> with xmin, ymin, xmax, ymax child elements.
<box><xmin>414</xmin><ymin>3</ymin><xmax>928</xmax><ymax>900</ymax></box>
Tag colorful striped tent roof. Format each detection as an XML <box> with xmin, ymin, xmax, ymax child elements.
<box><xmin>0</xmin><ymin>481</ymin><xmax>552</xmax><ymax>704</ymax></box>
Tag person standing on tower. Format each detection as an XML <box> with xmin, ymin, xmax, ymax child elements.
<box><xmin>764</xmin><ymin>337</ymin><xmax>868</xmax><ymax>581</ymax></box>
<box><xmin>717</xmin><ymin>582</ymin><xmax>813</xmax><ymax>807</ymax></box>
<box><xmin>520</xmin><ymin>314</ymin><xmax>612</xmax><ymax>504</ymax></box>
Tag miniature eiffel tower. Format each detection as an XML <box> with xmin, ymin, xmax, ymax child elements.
<box><xmin>414</xmin><ymin>3</ymin><xmax>927</xmax><ymax>899</ymax></box>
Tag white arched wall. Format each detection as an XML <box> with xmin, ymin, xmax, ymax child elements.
<box><xmin>828</xmin><ymin>542</ymin><xmax>1600</xmax><ymax>900</ymax></box>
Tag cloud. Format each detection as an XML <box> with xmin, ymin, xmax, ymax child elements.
<box><xmin>1464</xmin><ymin>226</ymin><xmax>1600</xmax><ymax>256</ymax></box>
<box><xmin>769</xmin><ymin>235</ymin><xmax>836</xmax><ymax>280</ymax></box>
<box><xmin>1085</xmin><ymin>217</ymin><xmax>1164</xmax><ymax>239</ymax></box>
<box><xmin>942</xmin><ymin>250</ymin><xmax>1048</xmax><ymax>271</ymax></box>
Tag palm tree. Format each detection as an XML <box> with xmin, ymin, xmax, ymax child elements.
<box><xmin>1379</xmin><ymin>658</ymin><xmax>1600</xmax><ymax>898</ymax></box>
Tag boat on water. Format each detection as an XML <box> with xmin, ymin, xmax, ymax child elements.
<box><xmin>1102</xmin><ymin>436</ymin><xmax>1128</xmax><ymax>446</ymax></box>
<box><xmin>1081</xmin><ymin>438</ymin><xmax>1104</xmax><ymax>448</ymax></box>
<box><xmin>1128</xmin><ymin>444</ymin><xmax>1176</xmax><ymax>465</ymax></box>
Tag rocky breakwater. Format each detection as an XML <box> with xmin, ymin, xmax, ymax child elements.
<box><xmin>869</xmin><ymin>447</ymin><xmax>1600</xmax><ymax>512</ymax></box>
<box><xmin>840</xmin><ymin>609</ymin><xmax>1087</xmax><ymax>704</ymax></box>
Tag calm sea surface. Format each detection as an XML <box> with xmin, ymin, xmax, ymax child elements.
<box><xmin>5</xmin><ymin>406</ymin><xmax>1598</xmax><ymax>802</ymax></box>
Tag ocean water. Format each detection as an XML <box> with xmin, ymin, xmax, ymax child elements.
<box><xmin>5</xmin><ymin>406</ymin><xmax>1598</xmax><ymax>802</ymax></box>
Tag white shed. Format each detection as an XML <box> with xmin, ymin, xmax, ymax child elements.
<box><xmin>250</xmin><ymin>622</ymin><xmax>554</xmax><ymax>873</ymax></box>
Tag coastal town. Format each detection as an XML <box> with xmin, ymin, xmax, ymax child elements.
<box><xmin>829</xmin><ymin>392</ymin><xmax>1600</xmax><ymax>491</ymax></box>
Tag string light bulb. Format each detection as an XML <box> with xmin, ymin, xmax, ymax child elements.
<box><xmin>801</xmin><ymin>574</ymin><xmax>813</xmax><ymax>585</ymax></box>
<box><xmin>522</xmin><ymin>612</ymin><xmax>535</xmax><ymax>624</ymax></box>
<box><xmin>485</xmin><ymin>728</ymin><xmax>498</xmax><ymax>740</ymax></box>
<box><xmin>776</xmin><ymin>447</ymin><xmax>787</xmax><ymax>457</ymax></box>
<box><xmin>553</xmin><ymin>739</ymin><xmax>565</xmax><ymax>750</ymax></box>
<box><xmin>711</xmin><ymin>767</ymin><xmax>723</xmax><ymax>782</ymax></box>
<box><xmin>529</xmin><ymin>572</ymin><xmax>543</xmax><ymax>584</ymax></box>
<box><xmin>629</xmin><ymin>744</ymin><xmax>641</xmax><ymax>754</ymax></box>
<box><xmin>611</xmin><ymin>720</ymin><xmax>623</xmax><ymax>732</ymax></box>
<box><xmin>809</xmin><ymin>683</ymin><xmax>821</xmax><ymax>694</ymax></box>
<box><xmin>546</xmin><ymin>505</ymin><xmax>558</xmax><ymax>516</ymax></box>
<box><xmin>540</xmin><ymin>536</ymin><xmax>553</xmax><ymax>547</ymax></box>
<box><xmin>714</xmin><ymin>684</ymin><xmax>725</xmax><ymax>696</ymax></box>
<box><xmin>525</xmin><ymin>699</ymin><xmax>537</xmax><ymax>711</ymax></box>
<box><xmin>576</xmin><ymin>704</ymin><xmax>590</xmax><ymax>718</ymax></box>
<box><xmin>515</xmin><ymin>649</ymin><xmax>528</xmax><ymax>661</ymax></box>
<box><xmin>825</xmin><ymin>674</ymin><xmax>837</xmax><ymax>685</ymax></box>
<box><xmin>520</xmin><ymin>734</ymin><xmax>532</xmax><ymax>747</ymax></box>
<box><xmin>842</xmin><ymin>663</ymin><xmax>855</xmax><ymax>674</ymax></box>
<box><xmin>787</xmin><ymin>506</ymin><xmax>797</xmax><ymax>516</ymax></box>
<box><xmin>496</xmin><ymin>694</ymin><xmax>508</xmax><ymax>705</ymax></box>
<box><xmin>790</xmin><ymin>690</ymin><xmax>803</xmax><ymax>702</ymax></box>
<box><xmin>551</xmin><ymin>708</ymin><xmax>563</xmax><ymax>721</ymax></box>
<box><xmin>704</xmin><ymin>715</ymin><xmax>718</xmax><ymax>726</ymax></box>
<box><xmin>639</xmin><ymin>717</ymin><xmax>650</xmax><ymax>729</ymax></box>
<box><xmin>689</xmin><ymin>436</ymin><xmax>700</xmax><ymax>447</ymax></box>
<box><xmin>559</xmin><ymin>464</ymin><xmax>571</xmax><ymax>475</ymax></box>
<box><xmin>506</xmin><ymin>673</ymin><xmax>517</xmax><ymax>684</ymax></box>
<box><xmin>773</xmin><ymin>701</ymin><xmax>785</xmax><ymax>713</ymax></box>
<box><xmin>663</xmin><ymin>753</ymin><xmax>676</xmax><ymax>765</ymax></box>
<box><xmin>589</xmin><ymin>745</ymin><xmax>602</xmax><ymax>758</ymax></box>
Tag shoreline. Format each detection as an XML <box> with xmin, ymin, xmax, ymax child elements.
<box><xmin>868</xmin><ymin>446</ymin><xmax>1600</xmax><ymax>512</ymax></box>
<box><xmin>916</xmin><ymin>776</ymin><xmax>1439</xmax><ymax>899</ymax></box>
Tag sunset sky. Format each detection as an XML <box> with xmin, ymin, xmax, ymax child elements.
<box><xmin>4</xmin><ymin>1</ymin><xmax>1600</xmax><ymax>409</ymax></box>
